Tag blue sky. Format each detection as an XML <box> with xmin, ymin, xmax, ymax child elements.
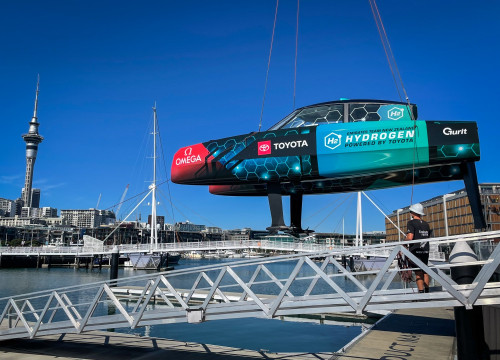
<box><xmin>1</xmin><ymin>1</ymin><xmax>499</xmax><ymax>234</ymax></box>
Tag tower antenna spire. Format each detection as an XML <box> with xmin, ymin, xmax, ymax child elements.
<box><xmin>32</xmin><ymin>74</ymin><xmax>40</xmax><ymax>122</ymax></box>
<box><xmin>21</xmin><ymin>75</ymin><xmax>44</xmax><ymax>208</ymax></box>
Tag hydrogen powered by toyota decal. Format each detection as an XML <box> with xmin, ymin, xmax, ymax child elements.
<box><xmin>171</xmin><ymin>99</ymin><xmax>485</xmax><ymax>234</ymax></box>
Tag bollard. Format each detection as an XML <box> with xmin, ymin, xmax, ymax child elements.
<box><xmin>110</xmin><ymin>247</ymin><xmax>119</xmax><ymax>287</ymax></box>
<box><xmin>349</xmin><ymin>256</ymin><xmax>355</xmax><ymax>272</ymax></box>
<box><xmin>157</xmin><ymin>253</ymin><xmax>163</xmax><ymax>272</ymax></box>
<box><xmin>449</xmin><ymin>241</ymin><xmax>488</xmax><ymax>360</ymax></box>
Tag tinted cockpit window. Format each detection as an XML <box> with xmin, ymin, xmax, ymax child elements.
<box><xmin>270</xmin><ymin>104</ymin><xmax>344</xmax><ymax>130</ymax></box>
<box><xmin>349</xmin><ymin>104</ymin><xmax>382</xmax><ymax>122</ymax></box>
<box><xmin>349</xmin><ymin>103</ymin><xmax>416</xmax><ymax>122</ymax></box>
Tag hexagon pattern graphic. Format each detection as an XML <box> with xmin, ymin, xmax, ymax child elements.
<box><xmin>204</xmin><ymin>129</ymin><xmax>314</xmax><ymax>182</ymax></box>
<box><xmin>349</xmin><ymin>103</ymin><xmax>382</xmax><ymax>122</ymax></box>
<box><xmin>437</xmin><ymin>144</ymin><xmax>479</xmax><ymax>159</ymax></box>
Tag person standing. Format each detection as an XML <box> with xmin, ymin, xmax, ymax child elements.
<box><xmin>406</xmin><ymin>203</ymin><xmax>431</xmax><ymax>293</ymax></box>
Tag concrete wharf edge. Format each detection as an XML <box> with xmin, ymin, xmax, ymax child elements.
<box><xmin>333</xmin><ymin>307</ymin><xmax>456</xmax><ymax>360</ymax></box>
<box><xmin>0</xmin><ymin>330</ymin><xmax>334</xmax><ymax>360</ymax></box>
<box><xmin>0</xmin><ymin>307</ymin><xmax>455</xmax><ymax>360</ymax></box>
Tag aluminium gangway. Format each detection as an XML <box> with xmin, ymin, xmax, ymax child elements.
<box><xmin>0</xmin><ymin>231</ymin><xmax>499</xmax><ymax>341</ymax></box>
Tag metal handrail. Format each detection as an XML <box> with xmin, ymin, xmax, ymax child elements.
<box><xmin>0</xmin><ymin>230</ymin><xmax>499</xmax><ymax>341</ymax></box>
<box><xmin>1</xmin><ymin>229</ymin><xmax>499</xmax><ymax>259</ymax></box>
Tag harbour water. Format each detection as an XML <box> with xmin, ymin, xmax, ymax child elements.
<box><xmin>0</xmin><ymin>257</ymin><xmax>369</xmax><ymax>352</ymax></box>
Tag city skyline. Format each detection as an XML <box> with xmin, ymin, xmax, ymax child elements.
<box><xmin>1</xmin><ymin>1</ymin><xmax>499</xmax><ymax>233</ymax></box>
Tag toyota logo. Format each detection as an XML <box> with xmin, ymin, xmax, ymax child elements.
<box><xmin>259</xmin><ymin>144</ymin><xmax>270</xmax><ymax>152</ymax></box>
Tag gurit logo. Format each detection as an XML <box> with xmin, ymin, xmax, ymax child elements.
<box><xmin>388</xmin><ymin>107</ymin><xmax>404</xmax><ymax>120</ymax></box>
<box><xmin>258</xmin><ymin>140</ymin><xmax>272</xmax><ymax>155</ymax></box>
<box><xmin>324</xmin><ymin>132</ymin><xmax>342</xmax><ymax>150</ymax></box>
<box><xmin>443</xmin><ymin>127</ymin><xmax>467</xmax><ymax>135</ymax></box>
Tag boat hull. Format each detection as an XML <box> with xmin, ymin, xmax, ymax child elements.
<box><xmin>171</xmin><ymin>120</ymin><xmax>479</xmax><ymax>196</ymax></box>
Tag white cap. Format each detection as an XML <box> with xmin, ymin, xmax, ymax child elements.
<box><xmin>409</xmin><ymin>203</ymin><xmax>425</xmax><ymax>216</ymax></box>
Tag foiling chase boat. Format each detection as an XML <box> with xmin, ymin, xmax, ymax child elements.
<box><xmin>171</xmin><ymin>99</ymin><xmax>484</xmax><ymax>233</ymax></box>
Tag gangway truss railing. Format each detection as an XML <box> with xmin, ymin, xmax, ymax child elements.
<box><xmin>0</xmin><ymin>230</ymin><xmax>499</xmax><ymax>341</ymax></box>
<box><xmin>0</xmin><ymin>238</ymin><xmax>445</xmax><ymax>261</ymax></box>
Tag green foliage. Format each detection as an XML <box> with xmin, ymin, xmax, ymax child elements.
<box><xmin>8</xmin><ymin>239</ymin><xmax>25</xmax><ymax>247</ymax></box>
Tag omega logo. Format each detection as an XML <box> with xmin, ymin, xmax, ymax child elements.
<box><xmin>176</xmin><ymin>147</ymin><xmax>202</xmax><ymax>166</ymax></box>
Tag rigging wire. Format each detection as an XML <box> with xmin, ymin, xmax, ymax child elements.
<box><xmin>368</xmin><ymin>0</ymin><xmax>403</xmax><ymax>103</ymax></box>
<box><xmin>364</xmin><ymin>190</ymin><xmax>391</xmax><ymax>215</ymax></box>
<box><xmin>369</xmin><ymin>0</ymin><xmax>417</xmax><ymax>204</ymax></box>
<box><xmin>331</xmin><ymin>195</ymin><xmax>356</xmax><ymax>234</ymax></box>
<box><xmin>172</xmin><ymin>194</ymin><xmax>219</xmax><ymax>227</ymax></box>
<box><xmin>293</xmin><ymin>0</ymin><xmax>300</xmax><ymax>110</ymax></box>
<box><xmin>155</xmin><ymin>112</ymin><xmax>178</xmax><ymax>228</ymax></box>
<box><xmin>304</xmin><ymin>193</ymin><xmax>346</xmax><ymax>222</ymax></box>
<box><xmin>103</xmin><ymin>180</ymin><xmax>170</xmax><ymax>212</ymax></box>
<box><xmin>313</xmin><ymin>193</ymin><xmax>354</xmax><ymax>229</ymax></box>
<box><xmin>154</xmin><ymin>190</ymin><xmax>175</xmax><ymax>223</ymax></box>
<box><xmin>258</xmin><ymin>0</ymin><xmax>279</xmax><ymax>132</ymax></box>
<box><xmin>372</xmin><ymin>0</ymin><xmax>412</xmax><ymax>109</ymax></box>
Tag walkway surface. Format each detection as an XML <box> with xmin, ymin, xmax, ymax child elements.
<box><xmin>0</xmin><ymin>330</ymin><xmax>334</xmax><ymax>360</ymax></box>
<box><xmin>333</xmin><ymin>307</ymin><xmax>456</xmax><ymax>360</ymax></box>
<box><xmin>0</xmin><ymin>307</ymin><xmax>455</xmax><ymax>360</ymax></box>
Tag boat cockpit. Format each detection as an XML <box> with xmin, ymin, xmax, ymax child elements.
<box><xmin>269</xmin><ymin>99</ymin><xmax>417</xmax><ymax>130</ymax></box>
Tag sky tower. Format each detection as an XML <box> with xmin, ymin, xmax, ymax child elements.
<box><xmin>21</xmin><ymin>76</ymin><xmax>44</xmax><ymax>208</ymax></box>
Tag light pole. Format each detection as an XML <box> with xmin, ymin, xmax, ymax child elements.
<box><xmin>443</xmin><ymin>193</ymin><xmax>452</xmax><ymax>238</ymax></box>
<box><xmin>396</xmin><ymin>209</ymin><xmax>403</xmax><ymax>242</ymax></box>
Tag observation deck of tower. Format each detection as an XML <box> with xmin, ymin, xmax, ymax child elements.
<box><xmin>21</xmin><ymin>77</ymin><xmax>44</xmax><ymax>208</ymax></box>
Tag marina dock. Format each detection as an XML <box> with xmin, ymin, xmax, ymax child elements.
<box><xmin>0</xmin><ymin>307</ymin><xmax>457</xmax><ymax>360</ymax></box>
<box><xmin>0</xmin><ymin>329</ymin><xmax>334</xmax><ymax>360</ymax></box>
<box><xmin>334</xmin><ymin>307</ymin><xmax>456</xmax><ymax>360</ymax></box>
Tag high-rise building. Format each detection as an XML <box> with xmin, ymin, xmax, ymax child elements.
<box><xmin>41</xmin><ymin>207</ymin><xmax>58</xmax><ymax>217</ymax></box>
<box><xmin>385</xmin><ymin>183</ymin><xmax>500</xmax><ymax>241</ymax></box>
<box><xmin>61</xmin><ymin>209</ymin><xmax>116</xmax><ymax>228</ymax></box>
<box><xmin>21</xmin><ymin>188</ymin><xmax>41</xmax><ymax>208</ymax></box>
<box><xmin>176</xmin><ymin>221</ymin><xmax>206</xmax><ymax>232</ymax></box>
<box><xmin>21</xmin><ymin>77</ymin><xmax>44</xmax><ymax>208</ymax></box>
<box><xmin>0</xmin><ymin>198</ymin><xmax>16</xmax><ymax>217</ymax></box>
<box><xmin>21</xmin><ymin>206</ymin><xmax>40</xmax><ymax>218</ymax></box>
<box><xmin>148</xmin><ymin>215</ymin><xmax>165</xmax><ymax>229</ymax></box>
<box><xmin>14</xmin><ymin>198</ymin><xmax>24</xmax><ymax>216</ymax></box>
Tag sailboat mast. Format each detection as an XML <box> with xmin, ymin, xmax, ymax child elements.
<box><xmin>151</xmin><ymin>105</ymin><xmax>158</xmax><ymax>249</ymax></box>
<box><xmin>342</xmin><ymin>217</ymin><xmax>345</xmax><ymax>249</ymax></box>
<box><xmin>355</xmin><ymin>191</ymin><xmax>363</xmax><ymax>247</ymax></box>
<box><xmin>358</xmin><ymin>192</ymin><xmax>363</xmax><ymax>247</ymax></box>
